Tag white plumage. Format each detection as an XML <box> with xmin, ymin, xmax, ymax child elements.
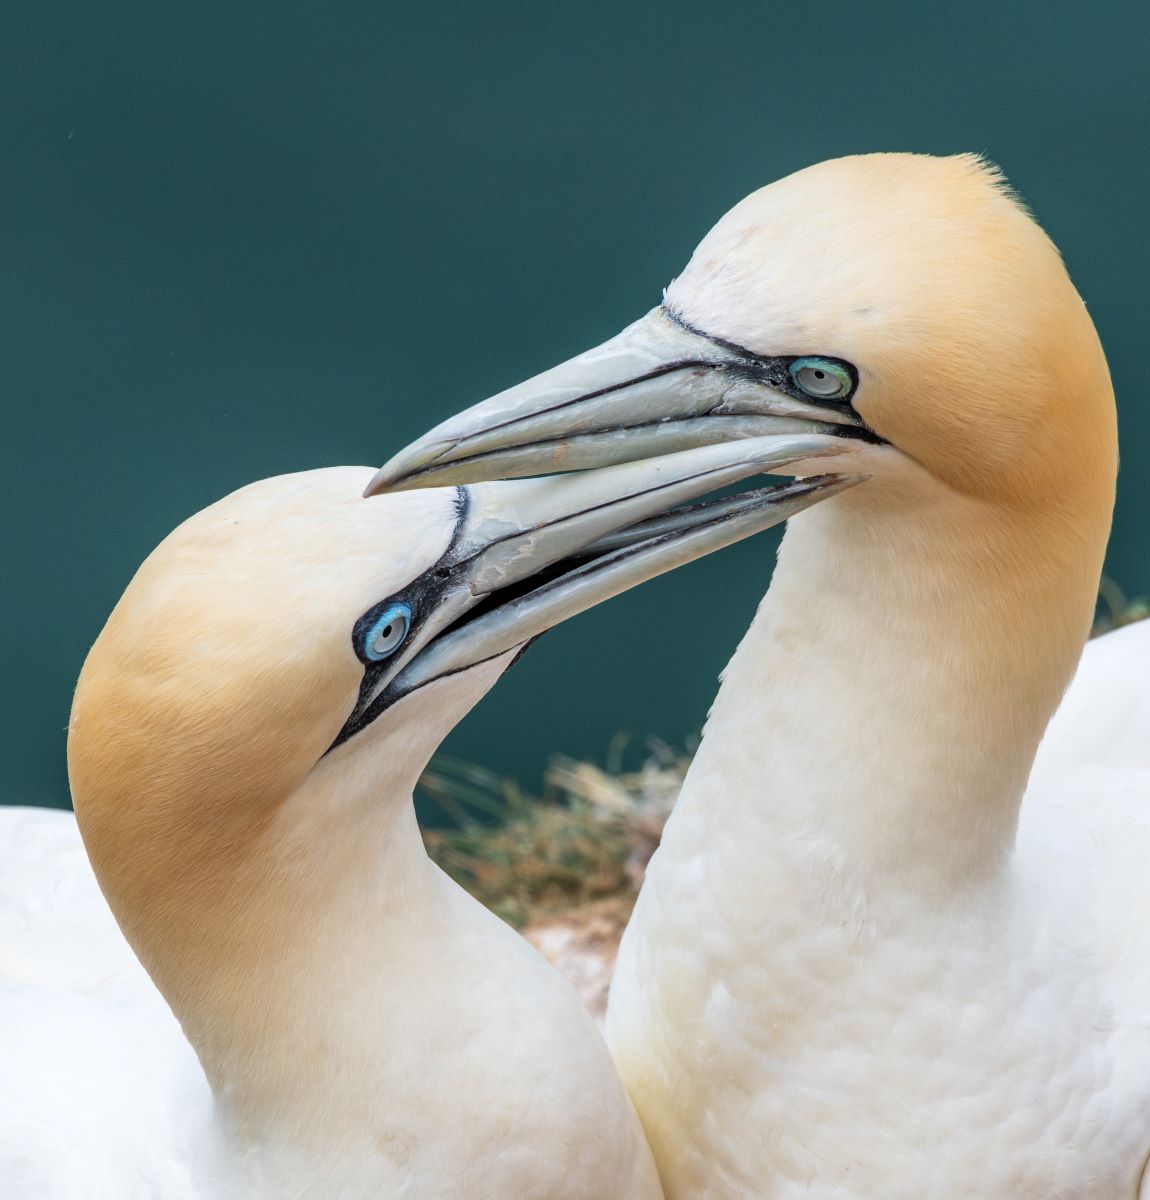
<box><xmin>2</xmin><ymin>465</ymin><xmax>691</xmax><ymax>1199</ymax></box>
<box><xmin>10</xmin><ymin>147</ymin><xmax>1150</xmax><ymax>1197</ymax></box>
<box><xmin>371</xmin><ymin>151</ymin><xmax>1150</xmax><ymax>1197</ymax></box>
<box><xmin>0</xmin><ymin>806</ymin><xmax>211</xmax><ymax>1200</ymax></box>
<box><xmin>4</xmin><ymin>617</ymin><xmax>1144</xmax><ymax>1196</ymax></box>
<box><xmin>600</xmin><ymin>158</ymin><xmax>1150</xmax><ymax>1198</ymax></box>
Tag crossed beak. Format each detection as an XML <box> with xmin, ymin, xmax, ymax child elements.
<box><xmin>335</xmin><ymin>435</ymin><xmax>857</xmax><ymax>742</ymax></box>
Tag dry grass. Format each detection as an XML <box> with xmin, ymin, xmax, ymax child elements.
<box><xmin>420</xmin><ymin>736</ymin><xmax>689</xmax><ymax>929</ymax></box>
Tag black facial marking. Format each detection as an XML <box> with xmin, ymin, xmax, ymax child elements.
<box><xmin>327</xmin><ymin>488</ymin><xmax>471</xmax><ymax>752</ymax></box>
<box><xmin>662</xmin><ymin>306</ymin><xmax>861</xmax><ymax>410</ymax></box>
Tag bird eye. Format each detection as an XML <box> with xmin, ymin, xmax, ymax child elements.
<box><xmin>363</xmin><ymin>603</ymin><xmax>412</xmax><ymax>661</ymax></box>
<box><xmin>789</xmin><ymin>358</ymin><xmax>854</xmax><ymax>401</ymax></box>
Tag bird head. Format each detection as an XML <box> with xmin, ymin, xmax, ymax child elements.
<box><xmin>69</xmin><ymin>449</ymin><xmax>848</xmax><ymax>949</ymax></box>
<box><xmin>367</xmin><ymin>152</ymin><xmax>1115</xmax><ymax>534</ymax></box>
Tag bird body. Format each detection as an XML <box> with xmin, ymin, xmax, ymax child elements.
<box><xmin>602</xmin><ymin>157</ymin><xmax>1150</xmax><ymax>1198</ymax></box>
<box><xmin>376</xmin><ymin>153</ymin><xmax>1150</xmax><ymax>1196</ymax></box>
<box><xmin>606</xmin><ymin>500</ymin><xmax>1150</xmax><ymax>1197</ymax></box>
<box><xmin>0</xmin><ymin>798</ymin><xmax>651</xmax><ymax>1200</ymax></box>
<box><xmin>7</xmin><ymin>449</ymin><xmax>829</xmax><ymax>1200</ymax></box>
<box><xmin>1039</xmin><ymin>617</ymin><xmax>1150</xmax><ymax>770</ymax></box>
<box><xmin>0</xmin><ymin>806</ymin><xmax>211</xmax><ymax>1200</ymax></box>
<box><xmin>3</xmin><ymin>470</ymin><xmax>656</xmax><ymax>1199</ymax></box>
<box><xmin>6</xmin><ymin>619</ymin><xmax>1147</xmax><ymax>1198</ymax></box>
<box><xmin>609</xmin><ymin>767</ymin><xmax>1150</xmax><ymax>1198</ymax></box>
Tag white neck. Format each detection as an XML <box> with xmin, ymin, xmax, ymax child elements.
<box><xmin>684</xmin><ymin>471</ymin><xmax>1101</xmax><ymax>899</ymax></box>
<box><xmin>190</xmin><ymin>752</ymin><xmax>445</xmax><ymax>1147</ymax></box>
<box><xmin>79</xmin><ymin>655</ymin><xmax>658</xmax><ymax>1197</ymax></box>
<box><xmin>101</xmin><ymin>667</ymin><xmax>507</xmax><ymax>1155</ymax></box>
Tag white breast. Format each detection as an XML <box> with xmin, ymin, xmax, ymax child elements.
<box><xmin>607</xmin><ymin>623</ymin><xmax>1150</xmax><ymax>1200</ymax></box>
<box><xmin>1038</xmin><ymin>618</ymin><xmax>1150</xmax><ymax>769</ymax></box>
<box><xmin>0</xmin><ymin>806</ymin><xmax>213</xmax><ymax>1200</ymax></box>
<box><xmin>0</xmin><ymin>806</ymin><xmax>665</xmax><ymax>1200</ymax></box>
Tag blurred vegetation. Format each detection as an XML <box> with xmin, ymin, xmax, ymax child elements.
<box><xmin>425</xmin><ymin>581</ymin><xmax>1146</xmax><ymax>928</ymax></box>
<box><xmin>1093</xmin><ymin>577</ymin><xmax>1150</xmax><ymax>634</ymax></box>
<box><xmin>420</xmin><ymin>736</ymin><xmax>689</xmax><ymax>928</ymax></box>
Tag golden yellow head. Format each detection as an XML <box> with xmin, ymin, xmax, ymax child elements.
<box><xmin>69</xmin><ymin>446</ymin><xmax>833</xmax><ymax>959</ymax></box>
<box><xmin>666</xmin><ymin>152</ymin><xmax>1115</xmax><ymax>505</ymax></box>
<box><xmin>68</xmin><ymin>471</ymin><xmax>459</xmax><ymax>898</ymax></box>
<box><xmin>372</xmin><ymin>152</ymin><xmax>1117</xmax><ymax>542</ymax></box>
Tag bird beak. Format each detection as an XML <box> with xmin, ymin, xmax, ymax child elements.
<box><xmin>365</xmin><ymin>306</ymin><xmax>869</xmax><ymax>494</ymax></box>
<box><xmin>337</xmin><ymin>435</ymin><xmax>855</xmax><ymax>737</ymax></box>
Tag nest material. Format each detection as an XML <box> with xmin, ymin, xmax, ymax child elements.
<box><xmin>420</xmin><ymin>738</ymin><xmax>690</xmax><ymax>1021</ymax></box>
<box><xmin>420</xmin><ymin>738</ymin><xmax>688</xmax><ymax>929</ymax></box>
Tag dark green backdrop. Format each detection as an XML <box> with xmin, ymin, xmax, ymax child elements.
<box><xmin>4</xmin><ymin>2</ymin><xmax>1148</xmax><ymax>808</ymax></box>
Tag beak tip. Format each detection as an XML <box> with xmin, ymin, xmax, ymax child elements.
<box><xmin>365</xmin><ymin>437</ymin><xmax>461</xmax><ymax>496</ymax></box>
<box><xmin>363</xmin><ymin>464</ymin><xmax>416</xmax><ymax>496</ymax></box>
<box><xmin>362</xmin><ymin>469</ymin><xmax>391</xmax><ymax>498</ymax></box>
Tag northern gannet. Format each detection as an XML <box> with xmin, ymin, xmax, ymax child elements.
<box><xmin>1</xmin><ymin>443</ymin><xmax>848</xmax><ymax>1199</ymax></box>
<box><xmin>369</xmin><ymin>153</ymin><xmax>1150</xmax><ymax>1197</ymax></box>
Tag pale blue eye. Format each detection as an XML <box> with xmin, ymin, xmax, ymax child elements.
<box><xmin>789</xmin><ymin>358</ymin><xmax>854</xmax><ymax>401</ymax></box>
<box><xmin>363</xmin><ymin>603</ymin><xmax>412</xmax><ymax>661</ymax></box>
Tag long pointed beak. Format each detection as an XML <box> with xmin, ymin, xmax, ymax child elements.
<box><xmin>347</xmin><ymin>435</ymin><xmax>855</xmax><ymax>724</ymax></box>
<box><xmin>394</xmin><ymin>474</ymin><xmax>855</xmax><ymax>697</ymax></box>
<box><xmin>366</xmin><ymin>307</ymin><xmax>868</xmax><ymax>495</ymax></box>
<box><xmin>449</xmin><ymin>431</ymin><xmax>847</xmax><ymax>595</ymax></box>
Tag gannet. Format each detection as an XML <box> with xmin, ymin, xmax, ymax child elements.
<box><xmin>368</xmin><ymin>153</ymin><xmax>1150</xmax><ymax>1197</ymax></box>
<box><xmin>0</xmin><ymin>443</ymin><xmax>849</xmax><ymax>1200</ymax></box>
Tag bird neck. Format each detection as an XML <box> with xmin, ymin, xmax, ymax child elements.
<box><xmin>77</xmin><ymin>700</ymin><xmax>469</xmax><ymax>1153</ymax></box>
<box><xmin>687</xmin><ymin>474</ymin><xmax>1106</xmax><ymax>896</ymax></box>
<box><xmin>199</xmin><ymin>769</ymin><xmax>443</xmax><ymax>1141</ymax></box>
<box><xmin>166</xmin><ymin>755</ymin><xmax>452</xmax><ymax>1148</ymax></box>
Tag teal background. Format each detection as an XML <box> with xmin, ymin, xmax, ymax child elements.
<box><xmin>4</xmin><ymin>1</ymin><xmax>1147</xmax><ymax>808</ymax></box>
